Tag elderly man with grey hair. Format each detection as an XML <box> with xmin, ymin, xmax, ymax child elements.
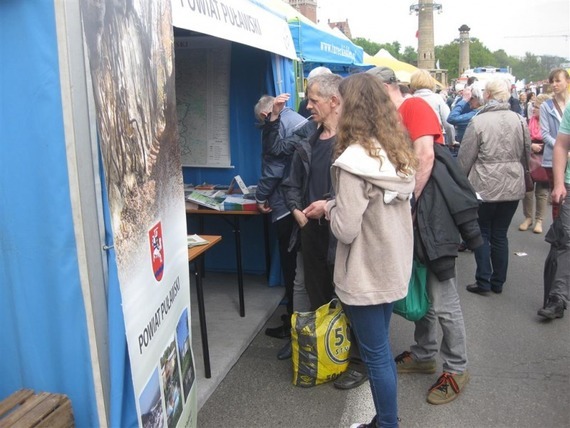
<box><xmin>263</xmin><ymin>74</ymin><xmax>373</xmax><ymax>385</ymax></box>
<box><xmin>297</xmin><ymin>66</ymin><xmax>332</xmax><ymax>118</ymax></box>
<box><xmin>254</xmin><ymin>93</ymin><xmax>308</xmax><ymax>360</ymax></box>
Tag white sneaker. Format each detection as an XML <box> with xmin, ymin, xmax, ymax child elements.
<box><xmin>349</xmin><ymin>417</ymin><xmax>376</xmax><ymax>428</ymax></box>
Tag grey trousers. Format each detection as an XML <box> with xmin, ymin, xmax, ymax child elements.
<box><xmin>550</xmin><ymin>182</ymin><xmax>570</xmax><ymax>304</ymax></box>
<box><xmin>410</xmin><ymin>268</ymin><xmax>468</xmax><ymax>374</ymax></box>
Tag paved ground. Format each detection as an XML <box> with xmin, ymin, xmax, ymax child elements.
<box><xmin>198</xmin><ymin>207</ymin><xmax>570</xmax><ymax>428</ymax></box>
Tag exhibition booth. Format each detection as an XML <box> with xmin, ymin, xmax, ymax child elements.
<box><xmin>0</xmin><ymin>0</ymin><xmax>300</xmax><ymax>426</ymax></box>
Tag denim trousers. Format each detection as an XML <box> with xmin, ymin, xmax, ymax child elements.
<box><xmin>474</xmin><ymin>200</ymin><xmax>519</xmax><ymax>291</ymax></box>
<box><xmin>343</xmin><ymin>302</ymin><xmax>398</xmax><ymax>428</ymax></box>
<box><xmin>550</xmin><ymin>182</ymin><xmax>570</xmax><ymax>303</ymax></box>
<box><xmin>411</xmin><ymin>269</ymin><xmax>468</xmax><ymax>373</ymax></box>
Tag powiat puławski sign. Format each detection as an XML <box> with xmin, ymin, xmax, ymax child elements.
<box><xmin>80</xmin><ymin>1</ymin><xmax>196</xmax><ymax>426</ymax></box>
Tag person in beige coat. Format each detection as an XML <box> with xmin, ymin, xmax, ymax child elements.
<box><xmin>324</xmin><ymin>73</ymin><xmax>416</xmax><ymax>428</ymax></box>
<box><xmin>458</xmin><ymin>77</ymin><xmax>531</xmax><ymax>295</ymax></box>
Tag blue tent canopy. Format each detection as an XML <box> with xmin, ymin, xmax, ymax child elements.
<box><xmin>288</xmin><ymin>17</ymin><xmax>365</xmax><ymax>67</ymax></box>
<box><xmin>250</xmin><ymin>0</ymin><xmax>369</xmax><ymax>77</ymax></box>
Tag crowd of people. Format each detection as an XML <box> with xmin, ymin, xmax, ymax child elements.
<box><xmin>253</xmin><ymin>65</ymin><xmax>570</xmax><ymax>428</ymax></box>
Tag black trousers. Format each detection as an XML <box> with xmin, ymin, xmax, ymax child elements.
<box><xmin>276</xmin><ymin>215</ymin><xmax>297</xmax><ymax>317</ymax></box>
<box><xmin>300</xmin><ymin>219</ymin><xmax>334</xmax><ymax>311</ymax></box>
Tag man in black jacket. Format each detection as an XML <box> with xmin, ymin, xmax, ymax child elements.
<box><xmin>262</xmin><ymin>75</ymin><xmax>349</xmax><ymax>366</ymax></box>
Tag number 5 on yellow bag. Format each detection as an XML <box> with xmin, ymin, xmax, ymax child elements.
<box><xmin>291</xmin><ymin>299</ymin><xmax>351</xmax><ymax>387</ymax></box>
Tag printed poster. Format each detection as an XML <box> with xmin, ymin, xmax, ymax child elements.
<box><xmin>80</xmin><ymin>1</ymin><xmax>196</xmax><ymax>426</ymax></box>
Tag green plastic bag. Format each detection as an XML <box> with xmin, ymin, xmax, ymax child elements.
<box><xmin>393</xmin><ymin>259</ymin><xmax>429</xmax><ymax>321</ymax></box>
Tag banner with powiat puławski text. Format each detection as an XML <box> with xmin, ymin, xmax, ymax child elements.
<box><xmin>80</xmin><ymin>1</ymin><xmax>196</xmax><ymax>426</ymax></box>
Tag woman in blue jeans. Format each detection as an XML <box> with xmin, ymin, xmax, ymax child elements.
<box><xmin>458</xmin><ymin>77</ymin><xmax>530</xmax><ymax>294</ymax></box>
<box><xmin>324</xmin><ymin>73</ymin><xmax>417</xmax><ymax>427</ymax></box>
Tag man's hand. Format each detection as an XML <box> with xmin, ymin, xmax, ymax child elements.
<box><xmin>257</xmin><ymin>202</ymin><xmax>272</xmax><ymax>214</ymax></box>
<box><xmin>293</xmin><ymin>209</ymin><xmax>308</xmax><ymax>228</ymax></box>
<box><xmin>551</xmin><ymin>131</ymin><xmax>570</xmax><ymax>205</ymax></box>
<box><xmin>531</xmin><ymin>143</ymin><xmax>543</xmax><ymax>153</ymax></box>
<box><xmin>303</xmin><ymin>200</ymin><xmax>326</xmax><ymax>219</ymax></box>
<box><xmin>270</xmin><ymin>93</ymin><xmax>290</xmax><ymax>121</ymax></box>
<box><xmin>551</xmin><ymin>184</ymin><xmax>567</xmax><ymax>205</ymax></box>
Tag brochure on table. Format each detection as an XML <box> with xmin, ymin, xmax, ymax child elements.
<box><xmin>185</xmin><ymin>175</ymin><xmax>257</xmax><ymax>211</ymax></box>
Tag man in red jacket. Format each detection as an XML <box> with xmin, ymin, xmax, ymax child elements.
<box><xmin>367</xmin><ymin>66</ymin><xmax>470</xmax><ymax>405</ymax></box>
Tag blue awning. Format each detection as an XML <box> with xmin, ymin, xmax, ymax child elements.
<box><xmin>288</xmin><ymin>17</ymin><xmax>365</xmax><ymax>66</ymax></box>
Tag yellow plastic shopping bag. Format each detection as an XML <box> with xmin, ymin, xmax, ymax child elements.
<box><xmin>291</xmin><ymin>298</ymin><xmax>351</xmax><ymax>387</ymax></box>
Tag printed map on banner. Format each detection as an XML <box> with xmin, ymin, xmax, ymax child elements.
<box><xmin>175</xmin><ymin>37</ymin><xmax>231</xmax><ymax>167</ymax></box>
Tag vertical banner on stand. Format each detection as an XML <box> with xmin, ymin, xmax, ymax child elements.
<box><xmin>80</xmin><ymin>1</ymin><xmax>196</xmax><ymax>427</ymax></box>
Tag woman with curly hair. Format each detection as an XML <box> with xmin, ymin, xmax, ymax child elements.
<box><xmin>325</xmin><ymin>73</ymin><xmax>417</xmax><ymax>428</ymax></box>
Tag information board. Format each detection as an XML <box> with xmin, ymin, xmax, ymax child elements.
<box><xmin>175</xmin><ymin>37</ymin><xmax>231</xmax><ymax>167</ymax></box>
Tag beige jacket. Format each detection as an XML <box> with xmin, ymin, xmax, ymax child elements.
<box><xmin>458</xmin><ymin>101</ymin><xmax>530</xmax><ymax>202</ymax></box>
<box><xmin>325</xmin><ymin>143</ymin><xmax>415</xmax><ymax>306</ymax></box>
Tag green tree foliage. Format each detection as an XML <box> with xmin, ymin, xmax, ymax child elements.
<box><xmin>512</xmin><ymin>53</ymin><xmax>544</xmax><ymax>82</ymax></box>
<box><xmin>352</xmin><ymin>38</ymin><xmax>412</xmax><ymax>62</ymax></box>
<box><xmin>352</xmin><ymin>37</ymin><xmax>381</xmax><ymax>56</ymax></box>
<box><xmin>401</xmin><ymin>46</ymin><xmax>418</xmax><ymax>66</ymax></box>
<box><xmin>352</xmin><ymin>35</ymin><xmax>568</xmax><ymax>83</ymax></box>
<box><xmin>378</xmin><ymin>41</ymin><xmax>402</xmax><ymax>58</ymax></box>
<box><xmin>435</xmin><ymin>38</ymin><xmax>567</xmax><ymax>82</ymax></box>
<box><xmin>435</xmin><ymin>42</ymin><xmax>459</xmax><ymax>77</ymax></box>
<box><xmin>466</xmin><ymin>39</ymin><xmax>497</xmax><ymax>71</ymax></box>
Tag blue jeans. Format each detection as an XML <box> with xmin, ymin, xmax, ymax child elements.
<box><xmin>343</xmin><ymin>302</ymin><xmax>398</xmax><ymax>428</ymax></box>
<box><xmin>474</xmin><ymin>201</ymin><xmax>519</xmax><ymax>291</ymax></box>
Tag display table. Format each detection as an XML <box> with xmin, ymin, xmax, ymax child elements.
<box><xmin>188</xmin><ymin>235</ymin><xmax>222</xmax><ymax>379</ymax></box>
<box><xmin>186</xmin><ymin>204</ymin><xmax>271</xmax><ymax>317</ymax></box>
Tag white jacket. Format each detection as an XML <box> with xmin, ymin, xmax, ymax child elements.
<box><xmin>325</xmin><ymin>143</ymin><xmax>415</xmax><ymax>306</ymax></box>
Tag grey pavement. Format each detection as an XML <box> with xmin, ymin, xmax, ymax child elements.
<box><xmin>198</xmin><ymin>206</ymin><xmax>570</xmax><ymax>428</ymax></box>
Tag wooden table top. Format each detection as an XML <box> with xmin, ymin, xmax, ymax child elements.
<box><xmin>188</xmin><ymin>235</ymin><xmax>222</xmax><ymax>261</ymax></box>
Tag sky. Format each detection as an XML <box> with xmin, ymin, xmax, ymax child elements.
<box><xmin>316</xmin><ymin>0</ymin><xmax>570</xmax><ymax>60</ymax></box>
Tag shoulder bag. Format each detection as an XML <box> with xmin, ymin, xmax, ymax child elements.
<box><xmin>393</xmin><ymin>259</ymin><xmax>429</xmax><ymax>322</ymax></box>
<box><xmin>520</xmin><ymin>118</ymin><xmax>534</xmax><ymax>192</ymax></box>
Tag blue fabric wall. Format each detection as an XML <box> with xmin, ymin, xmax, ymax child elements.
<box><xmin>99</xmin><ymin>154</ymin><xmax>137</xmax><ymax>427</ymax></box>
<box><xmin>183</xmin><ymin>43</ymin><xmax>295</xmax><ymax>281</ymax></box>
<box><xmin>0</xmin><ymin>2</ymin><xmax>99</xmax><ymax>427</ymax></box>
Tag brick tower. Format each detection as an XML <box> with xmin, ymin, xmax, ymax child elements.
<box><xmin>410</xmin><ymin>0</ymin><xmax>442</xmax><ymax>70</ymax></box>
<box><xmin>458</xmin><ymin>24</ymin><xmax>471</xmax><ymax>75</ymax></box>
<box><xmin>287</xmin><ymin>0</ymin><xmax>317</xmax><ymax>23</ymax></box>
